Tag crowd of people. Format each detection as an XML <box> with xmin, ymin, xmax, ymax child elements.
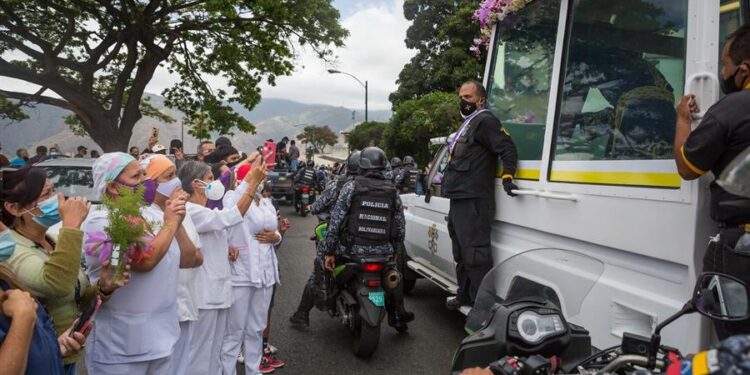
<box><xmin>0</xmin><ymin>135</ymin><xmax>296</xmax><ymax>374</ymax></box>
<box><xmin>0</xmin><ymin>144</ymin><xmax>103</xmax><ymax>168</ymax></box>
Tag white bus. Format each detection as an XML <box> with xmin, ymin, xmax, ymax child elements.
<box><xmin>401</xmin><ymin>0</ymin><xmax>746</xmax><ymax>354</ymax></box>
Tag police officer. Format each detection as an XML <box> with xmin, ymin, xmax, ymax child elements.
<box><xmin>445</xmin><ymin>80</ymin><xmax>519</xmax><ymax>310</ymax></box>
<box><xmin>395</xmin><ymin>155</ymin><xmax>419</xmax><ymax>194</ymax></box>
<box><xmin>289</xmin><ymin>151</ymin><xmax>361</xmax><ymax>329</ymax></box>
<box><xmin>674</xmin><ymin>24</ymin><xmax>750</xmax><ymax>340</ymax></box>
<box><xmin>323</xmin><ymin>147</ymin><xmax>415</xmax><ymax>331</ymax></box>
<box><xmin>391</xmin><ymin>157</ymin><xmax>403</xmax><ymax>184</ymax></box>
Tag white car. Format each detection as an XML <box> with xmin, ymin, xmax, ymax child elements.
<box><xmin>400</xmin><ymin>0</ymin><xmax>740</xmax><ymax>355</ymax></box>
<box><xmin>35</xmin><ymin>158</ymin><xmax>98</xmax><ymax>241</ymax></box>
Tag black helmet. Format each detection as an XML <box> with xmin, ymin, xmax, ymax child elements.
<box><xmin>403</xmin><ymin>155</ymin><xmax>415</xmax><ymax>166</ymax></box>
<box><xmin>307</xmin><ymin>159</ymin><xmax>315</xmax><ymax>167</ymax></box>
<box><xmin>390</xmin><ymin>157</ymin><xmax>402</xmax><ymax>168</ymax></box>
<box><xmin>346</xmin><ymin>150</ymin><xmax>361</xmax><ymax>176</ymax></box>
<box><xmin>359</xmin><ymin>147</ymin><xmax>387</xmax><ymax>170</ymax></box>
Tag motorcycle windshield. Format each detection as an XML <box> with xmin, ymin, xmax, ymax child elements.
<box><xmin>466</xmin><ymin>249</ymin><xmax>605</xmax><ymax>334</ymax></box>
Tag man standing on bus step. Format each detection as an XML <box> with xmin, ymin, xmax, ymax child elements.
<box><xmin>674</xmin><ymin>24</ymin><xmax>750</xmax><ymax>340</ymax></box>
<box><xmin>444</xmin><ymin>80</ymin><xmax>519</xmax><ymax>310</ymax></box>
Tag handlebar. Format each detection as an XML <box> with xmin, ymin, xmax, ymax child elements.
<box><xmin>599</xmin><ymin>355</ymin><xmax>665</xmax><ymax>373</ymax></box>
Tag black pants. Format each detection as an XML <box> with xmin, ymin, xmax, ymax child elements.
<box><xmin>448</xmin><ymin>197</ymin><xmax>494</xmax><ymax>304</ymax></box>
<box><xmin>702</xmin><ymin>227</ymin><xmax>750</xmax><ymax>340</ymax></box>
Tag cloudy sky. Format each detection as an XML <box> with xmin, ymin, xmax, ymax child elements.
<box><xmin>1</xmin><ymin>0</ymin><xmax>414</xmax><ymax>111</ymax></box>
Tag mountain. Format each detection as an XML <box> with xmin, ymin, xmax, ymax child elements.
<box><xmin>0</xmin><ymin>95</ymin><xmax>391</xmax><ymax>156</ymax></box>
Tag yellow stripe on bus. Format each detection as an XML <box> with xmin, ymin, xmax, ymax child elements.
<box><xmin>721</xmin><ymin>1</ymin><xmax>740</xmax><ymax>13</ymax></box>
<box><xmin>549</xmin><ymin>171</ymin><xmax>682</xmax><ymax>188</ymax></box>
<box><xmin>495</xmin><ymin>169</ymin><xmax>541</xmax><ymax>180</ymax></box>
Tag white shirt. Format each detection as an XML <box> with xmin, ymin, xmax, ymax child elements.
<box><xmin>143</xmin><ymin>204</ymin><xmax>202</xmax><ymax>323</ymax></box>
<box><xmin>83</xmin><ymin>206</ymin><xmax>180</xmax><ymax>364</ymax></box>
<box><xmin>223</xmin><ymin>183</ymin><xmax>280</xmax><ymax>287</ymax></box>
<box><xmin>186</xmin><ymin>202</ymin><xmax>244</xmax><ymax>309</ymax></box>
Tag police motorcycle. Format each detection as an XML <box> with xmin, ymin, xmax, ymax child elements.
<box><xmin>451</xmin><ymin>248</ymin><xmax>750</xmax><ymax>374</ymax></box>
<box><xmin>293</xmin><ymin>166</ymin><xmax>317</xmax><ymax>217</ymax></box>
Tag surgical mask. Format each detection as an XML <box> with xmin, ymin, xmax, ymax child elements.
<box><xmin>199</xmin><ymin>180</ymin><xmax>226</xmax><ymax>201</ymax></box>
<box><xmin>256</xmin><ymin>181</ymin><xmax>265</xmax><ymax>195</ymax></box>
<box><xmin>26</xmin><ymin>195</ymin><xmax>61</xmax><ymax>228</ymax></box>
<box><xmin>0</xmin><ymin>229</ymin><xmax>15</xmax><ymax>261</ymax></box>
<box><xmin>460</xmin><ymin>99</ymin><xmax>479</xmax><ymax>118</ymax></box>
<box><xmin>156</xmin><ymin>177</ymin><xmax>181</xmax><ymax>197</ymax></box>
<box><xmin>142</xmin><ymin>179</ymin><xmax>158</xmax><ymax>204</ymax></box>
<box><xmin>721</xmin><ymin>67</ymin><xmax>743</xmax><ymax>95</ymax></box>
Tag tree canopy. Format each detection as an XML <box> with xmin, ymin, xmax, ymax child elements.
<box><xmin>389</xmin><ymin>0</ymin><xmax>485</xmax><ymax>107</ymax></box>
<box><xmin>346</xmin><ymin>121</ymin><xmax>387</xmax><ymax>151</ymax></box>
<box><xmin>0</xmin><ymin>0</ymin><xmax>348</xmax><ymax>151</ymax></box>
<box><xmin>296</xmin><ymin>125</ymin><xmax>337</xmax><ymax>154</ymax></box>
<box><xmin>383</xmin><ymin>92</ymin><xmax>461</xmax><ymax>166</ymax></box>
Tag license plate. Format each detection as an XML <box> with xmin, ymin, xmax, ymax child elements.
<box><xmin>302</xmin><ymin>193</ymin><xmax>309</xmax><ymax>201</ymax></box>
<box><xmin>368</xmin><ymin>291</ymin><xmax>385</xmax><ymax>307</ymax></box>
<box><xmin>279</xmin><ymin>177</ymin><xmax>286</xmax><ymax>182</ymax></box>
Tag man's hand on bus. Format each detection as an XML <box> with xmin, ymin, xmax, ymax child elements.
<box><xmin>677</xmin><ymin>94</ymin><xmax>700</xmax><ymax>122</ymax></box>
<box><xmin>502</xmin><ymin>177</ymin><xmax>518</xmax><ymax>197</ymax></box>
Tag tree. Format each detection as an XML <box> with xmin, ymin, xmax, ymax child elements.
<box><xmin>296</xmin><ymin>125</ymin><xmax>337</xmax><ymax>154</ymax></box>
<box><xmin>383</xmin><ymin>92</ymin><xmax>461</xmax><ymax>166</ymax></box>
<box><xmin>347</xmin><ymin>121</ymin><xmax>387</xmax><ymax>151</ymax></box>
<box><xmin>0</xmin><ymin>1</ymin><xmax>347</xmax><ymax>151</ymax></box>
<box><xmin>389</xmin><ymin>0</ymin><xmax>485</xmax><ymax>107</ymax></box>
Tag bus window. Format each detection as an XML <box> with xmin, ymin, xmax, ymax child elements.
<box><xmin>549</xmin><ymin>0</ymin><xmax>688</xmax><ymax>188</ymax></box>
<box><xmin>485</xmin><ymin>0</ymin><xmax>561</xmax><ymax>181</ymax></box>
<box><xmin>721</xmin><ymin>1</ymin><xmax>743</xmax><ymax>81</ymax></box>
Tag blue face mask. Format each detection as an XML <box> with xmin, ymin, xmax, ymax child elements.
<box><xmin>0</xmin><ymin>229</ymin><xmax>15</xmax><ymax>261</ymax></box>
<box><xmin>27</xmin><ymin>195</ymin><xmax>62</xmax><ymax>228</ymax></box>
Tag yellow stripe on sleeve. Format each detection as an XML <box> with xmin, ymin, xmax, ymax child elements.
<box><xmin>680</xmin><ymin>146</ymin><xmax>707</xmax><ymax>176</ymax></box>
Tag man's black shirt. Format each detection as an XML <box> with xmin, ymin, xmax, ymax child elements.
<box><xmin>683</xmin><ymin>89</ymin><xmax>750</xmax><ymax>224</ymax></box>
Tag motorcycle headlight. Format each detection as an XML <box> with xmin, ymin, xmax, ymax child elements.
<box><xmin>516</xmin><ymin>310</ymin><xmax>565</xmax><ymax>344</ymax></box>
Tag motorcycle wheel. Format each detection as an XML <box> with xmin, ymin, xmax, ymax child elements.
<box><xmin>352</xmin><ymin>316</ymin><xmax>380</xmax><ymax>358</ymax></box>
<box><xmin>301</xmin><ymin>208</ymin><xmax>308</xmax><ymax>217</ymax></box>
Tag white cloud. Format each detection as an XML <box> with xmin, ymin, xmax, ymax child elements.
<box><xmin>0</xmin><ymin>0</ymin><xmax>413</xmax><ymax>111</ymax></box>
<box><xmin>259</xmin><ymin>0</ymin><xmax>413</xmax><ymax>111</ymax></box>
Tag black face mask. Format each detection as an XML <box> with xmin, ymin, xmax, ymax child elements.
<box><xmin>460</xmin><ymin>99</ymin><xmax>479</xmax><ymax>117</ymax></box>
<box><xmin>721</xmin><ymin>64</ymin><xmax>749</xmax><ymax>95</ymax></box>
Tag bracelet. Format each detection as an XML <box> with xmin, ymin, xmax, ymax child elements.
<box><xmin>96</xmin><ymin>279</ymin><xmax>113</xmax><ymax>296</ymax></box>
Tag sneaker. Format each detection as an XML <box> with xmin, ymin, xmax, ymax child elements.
<box><xmin>267</xmin><ymin>344</ymin><xmax>278</xmax><ymax>355</ymax></box>
<box><xmin>237</xmin><ymin>347</ymin><xmax>245</xmax><ymax>364</ymax></box>
<box><xmin>289</xmin><ymin>310</ymin><xmax>310</xmax><ymax>330</ymax></box>
<box><xmin>446</xmin><ymin>297</ymin><xmax>463</xmax><ymax>310</ymax></box>
<box><xmin>263</xmin><ymin>352</ymin><xmax>285</xmax><ymax>368</ymax></box>
<box><xmin>259</xmin><ymin>356</ymin><xmax>276</xmax><ymax>374</ymax></box>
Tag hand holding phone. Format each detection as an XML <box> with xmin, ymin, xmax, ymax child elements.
<box><xmin>70</xmin><ymin>295</ymin><xmax>102</xmax><ymax>337</ymax></box>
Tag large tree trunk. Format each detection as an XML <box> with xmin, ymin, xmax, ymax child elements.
<box><xmin>84</xmin><ymin>113</ymin><xmax>135</xmax><ymax>152</ymax></box>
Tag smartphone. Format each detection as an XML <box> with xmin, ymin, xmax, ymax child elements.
<box><xmin>70</xmin><ymin>295</ymin><xmax>102</xmax><ymax>336</ymax></box>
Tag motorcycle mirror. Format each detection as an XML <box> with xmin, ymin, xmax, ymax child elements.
<box><xmin>693</xmin><ymin>272</ymin><xmax>750</xmax><ymax>321</ymax></box>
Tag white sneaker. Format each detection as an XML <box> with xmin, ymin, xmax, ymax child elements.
<box><xmin>267</xmin><ymin>344</ymin><xmax>278</xmax><ymax>355</ymax></box>
<box><xmin>237</xmin><ymin>347</ymin><xmax>245</xmax><ymax>364</ymax></box>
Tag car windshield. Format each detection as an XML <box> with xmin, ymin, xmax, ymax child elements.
<box><xmin>44</xmin><ymin>166</ymin><xmax>99</xmax><ymax>203</ymax></box>
<box><xmin>466</xmin><ymin>249</ymin><xmax>605</xmax><ymax>334</ymax></box>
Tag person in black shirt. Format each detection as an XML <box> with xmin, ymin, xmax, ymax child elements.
<box><xmin>674</xmin><ymin>24</ymin><xmax>750</xmax><ymax>340</ymax></box>
<box><xmin>444</xmin><ymin>80</ymin><xmax>519</xmax><ymax>310</ymax></box>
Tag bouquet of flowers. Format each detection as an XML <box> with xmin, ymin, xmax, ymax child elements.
<box><xmin>85</xmin><ymin>186</ymin><xmax>154</xmax><ymax>283</ymax></box>
<box><xmin>471</xmin><ymin>0</ymin><xmax>534</xmax><ymax>56</ymax></box>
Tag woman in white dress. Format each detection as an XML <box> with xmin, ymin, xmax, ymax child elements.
<box><xmin>176</xmin><ymin>157</ymin><xmax>266</xmax><ymax>375</ymax></box>
<box><xmin>221</xmin><ymin>161</ymin><xmax>282</xmax><ymax>375</ymax></box>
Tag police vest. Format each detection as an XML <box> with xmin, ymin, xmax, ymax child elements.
<box><xmin>299</xmin><ymin>168</ymin><xmax>315</xmax><ymax>185</ymax></box>
<box><xmin>346</xmin><ymin>176</ymin><xmax>397</xmax><ymax>246</ymax></box>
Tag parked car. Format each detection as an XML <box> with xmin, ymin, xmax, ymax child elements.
<box><xmin>35</xmin><ymin>158</ymin><xmax>97</xmax><ymax>241</ymax></box>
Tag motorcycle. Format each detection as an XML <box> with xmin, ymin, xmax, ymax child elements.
<box><xmin>327</xmin><ymin>254</ymin><xmax>397</xmax><ymax>358</ymax></box>
<box><xmin>294</xmin><ymin>185</ymin><xmax>315</xmax><ymax>217</ymax></box>
<box><xmin>451</xmin><ymin>248</ymin><xmax>750</xmax><ymax>374</ymax></box>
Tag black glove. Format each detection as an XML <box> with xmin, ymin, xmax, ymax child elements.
<box><xmin>502</xmin><ymin>178</ymin><xmax>518</xmax><ymax>197</ymax></box>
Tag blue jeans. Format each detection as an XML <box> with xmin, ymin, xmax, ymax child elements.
<box><xmin>63</xmin><ymin>363</ymin><xmax>76</xmax><ymax>375</ymax></box>
<box><xmin>290</xmin><ymin>159</ymin><xmax>299</xmax><ymax>172</ymax></box>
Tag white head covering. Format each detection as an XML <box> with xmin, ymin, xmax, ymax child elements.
<box><xmin>92</xmin><ymin>152</ymin><xmax>136</xmax><ymax>200</ymax></box>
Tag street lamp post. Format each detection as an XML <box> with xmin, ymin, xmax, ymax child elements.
<box><xmin>328</xmin><ymin>69</ymin><xmax>368</xmax><ymax>123</ymax></box>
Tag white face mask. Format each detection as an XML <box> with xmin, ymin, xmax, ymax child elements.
<box><xmin>199</xmin><ymin>180</ymin><xmax>226</xmax><ymax>201</ymax></box>
<box><xmin>156</xmin><ymin>177</ymin><xmax>182</xmax><ymax>197</ymax></box>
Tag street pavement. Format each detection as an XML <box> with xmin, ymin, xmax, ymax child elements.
<box><xmin>243</xmin><ymin>204</ymin><xmax>468</xmax><ymax>374</ymax></box>
<box><xmin>80</xmin><ymin>203</ymin><xmax>468</xmax><ymax>374</ymax></box>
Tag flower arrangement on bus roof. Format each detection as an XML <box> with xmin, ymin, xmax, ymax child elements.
<box><xmin>471</xmin><ymin>0</ymin><xmax>534</xmax><ymax>56</ymax></box>
<box><xmin>85</xmin><ymin>186</ymin><xmax>155</xmax><ymax>283</ymax></box>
